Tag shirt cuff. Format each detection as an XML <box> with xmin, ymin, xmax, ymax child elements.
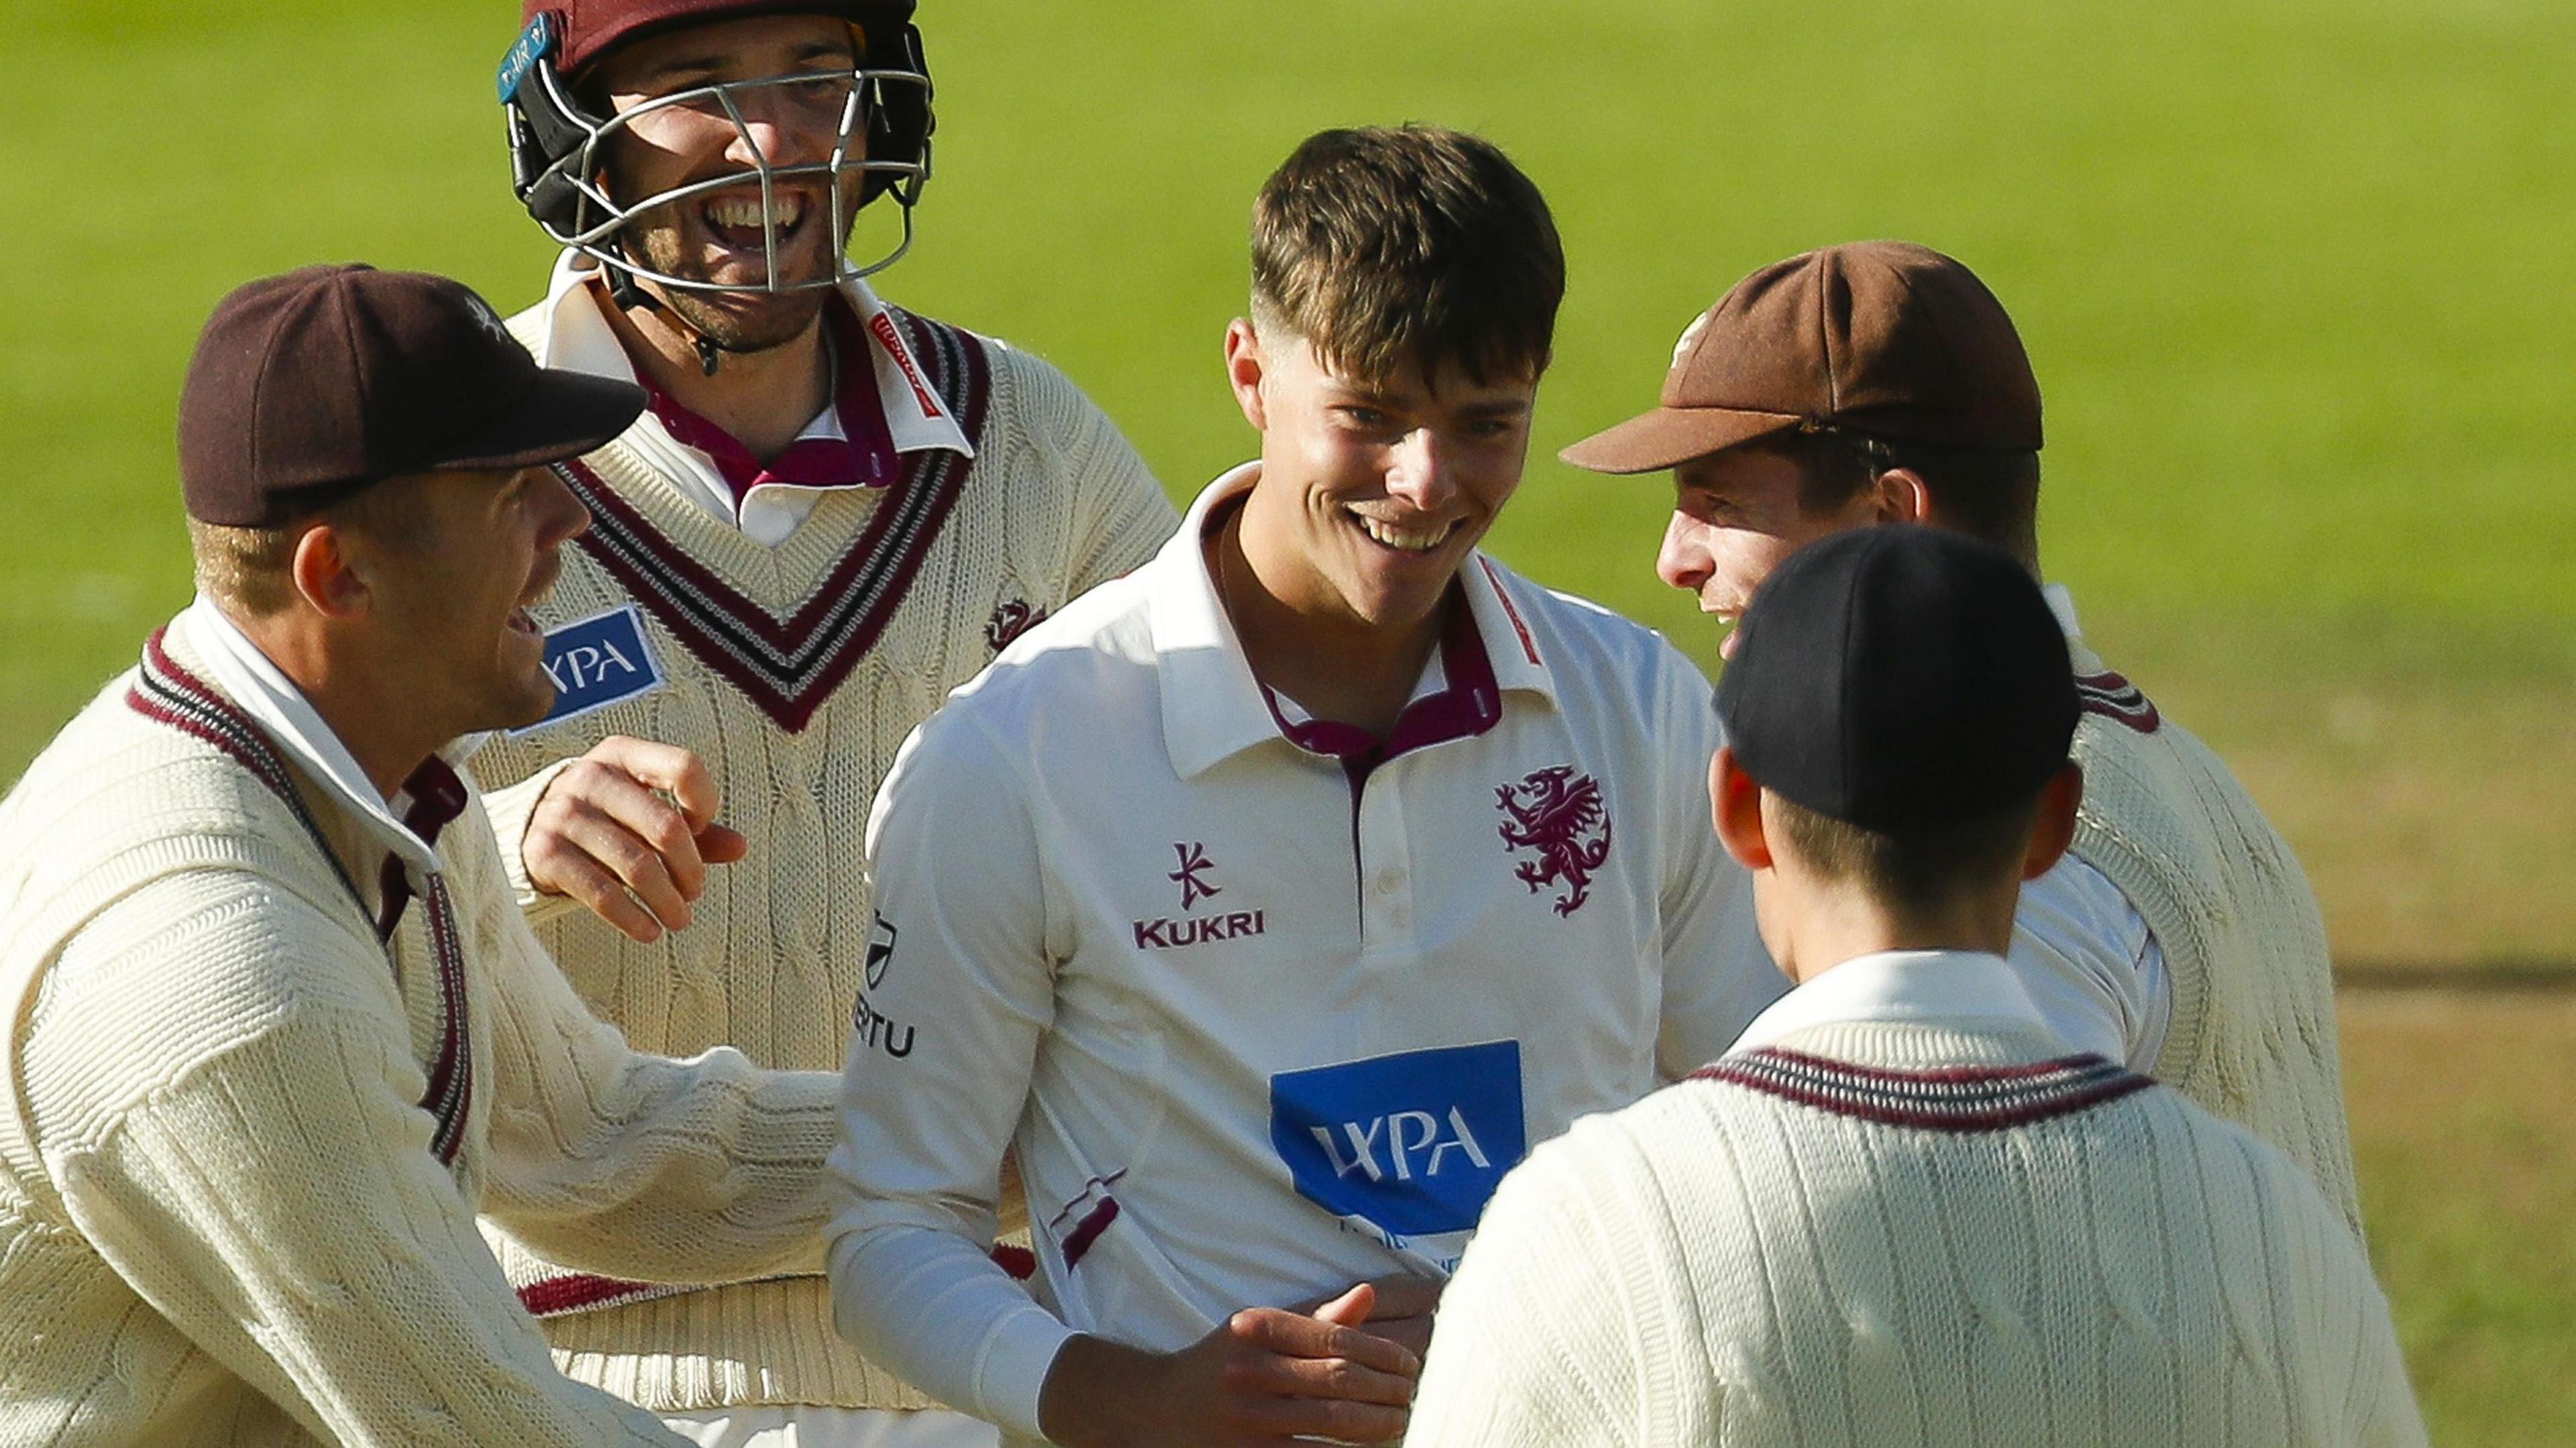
<box><xmin>977</xmin><ymin>1305</ymin><xmax>1078</xmax><ymax>1442</ymax></box>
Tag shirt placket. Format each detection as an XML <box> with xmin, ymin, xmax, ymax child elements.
<box><xmin>1353</xmin><ymin>757</ymin><xmax>1419</xmax><ymax>960</ymax></box>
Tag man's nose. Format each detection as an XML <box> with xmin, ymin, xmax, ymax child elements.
<box><xmin>1383</xmin><ymin>429</ymin><xmax>1459</xmax><ymax>511</ymax></box>
<box><xmin>531</xmin><ymin>467</ymin><xmax>590</xmax><ymax>548</ymax></box>
<box><xmin>726</xmin><ymin>86</ymin><xmax>840</xmax><ymax>170</ymax></box>
<box><xmin>1656</xmin><ymin>512</ymin><xmax>1713</xmax><ymax>595</ymax></box>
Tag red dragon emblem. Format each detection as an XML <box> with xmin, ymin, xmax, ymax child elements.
<box><xmin>985</xmin><ymin>599</ymin><xmax>1048</xmax><ymax>653</ymax></box>
<box><xmin>1495</xmin><ymin>766</ymin><xmax>1613</xmax><ymax>917</ymax></box>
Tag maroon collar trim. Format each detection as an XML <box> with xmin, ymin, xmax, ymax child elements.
<box><xmin>1260</xmin><ymin>590</ymin><xmax>1502</xmax><ymax>783</ymax></box>
<box><xmin>1690</xmin><ymin>1047</ymin><xmax>2155</xmax><ymax>1133</ymax></box>
<box><xmin>633</xmin><ymin>301</ymin><xmax>902</xmax><ymax>500</ymax></box>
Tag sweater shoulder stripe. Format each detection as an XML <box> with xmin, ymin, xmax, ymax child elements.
<box><xmin>1688</xmin><ymin>1048</ymin><xmax>2156</xmax><ymax>1133</ymax></box>
<box><xmin>121</xmin><ymin>627</ymin><xmax>474</xmax><ymax>1169</ymax></box>
<box><xmin>126</xmin><ymin>628</ymin><xmax>367</xmax><ymax>909</ymax></box>
<box><xmin>555</xmin><ymin>309</ymin><xmax>994</xmax><ymax>734</ymax></box>
<box><xmin>2076</xmin><ymin>667</ymin><xmax>2161</xmax><ymax>734</ymax></box>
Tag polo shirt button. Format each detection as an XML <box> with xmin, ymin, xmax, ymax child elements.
<box><xmin>1373</xmin><ymin>869</ymin><xmax>1403</xmax><ymax>895</ymax></box>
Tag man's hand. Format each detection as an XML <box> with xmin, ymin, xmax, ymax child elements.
<box><xmin>1039</xmin><ymin>1282</ymin><xmax>1421</xmax><ymax>1447</ymax></box>
<box><xmin>521</xmin><ymin>737</ymin><xmax>749</xmax><ymax>942</ymax></box>
<box><xmin>1295</xmin><ymin>1272</ymin><xmax>1445</xmax><ymax>1362</ymax></box>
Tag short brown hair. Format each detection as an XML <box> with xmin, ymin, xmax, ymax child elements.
<box><xmin>1766</xmin><ymin>429</ymin><xmax>2043</xmax><ymax>565</ymax></box>
<box><xmin>1771</xmin><ymin>787</ymin><xmax>2042</xmax><ymax>919</ymax></box>
<box><xmin>1250</xmin><ymin>125</ymin><xmax>1564</xmax><ymax>388</ymax></box>
<box><xmin>186</xmin><ymin>478</ymin><xmax>431</xmax><ymax>618</ymax></box>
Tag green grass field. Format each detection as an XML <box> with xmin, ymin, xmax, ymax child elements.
<box><xmin>5</xmin><ymin>0</ymin><xmax>2571</xmax><ymax>1439</ymax></box>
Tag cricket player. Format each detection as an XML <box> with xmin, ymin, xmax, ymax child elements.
<box><xmin>473</xmin><ymin>1</ymin><xmax>1179</xmax><ymax>1440</ymax></box>
<box><xmin>1564</xmin><ymin>241</ymin><xmax>2362</xmax><ymax>1231</ymax></box>
<box><xmin>827</xmin><ymin>125</ymin><xmax>1783</xmax><ymax>1448</ymax></box>
<box><xmin>1407</xmin><ymin>527</ymin><xmax>2424</xmax><ymax>1447</ymax></box>
<box><xmin>0</xmin><ymin>265</ymin><xmax>848</xmax><ymax>1447</ymax></box>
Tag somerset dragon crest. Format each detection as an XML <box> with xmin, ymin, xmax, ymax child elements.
<box><xmin>1495</xmin><ymin>765</ymin><xmax>1612</xmax><ymax>917</ymax></box>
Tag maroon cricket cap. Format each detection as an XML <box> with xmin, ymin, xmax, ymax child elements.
<box><xmin>1560</xmin><ymin>241</ymin><xmax>2043</xmax><ymax>475</ymax></box>
<box><xmin>177</xmin><ymin>264</ymin><xmax>645</xmax><ymax>527</ymax></box>
<box><xmin>525</xmin><ymin>0</ymin><xmax>913</xmax><ymax>76</ymax></box>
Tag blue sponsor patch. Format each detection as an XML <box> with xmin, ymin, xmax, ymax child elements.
<box><xmin>513</xmin><ymin>604</ymin><xmax>666</xmax><ymax>734</ymax></box>
<box><xmin>496</xmin><ymin>12</ymin><xmax>553</xmax><ymax>103</ymax></box>
<box><xmin>1271</xmin><ymin>1041</ymin><xmax>1525</xmax><ymax>1239</ymax></box>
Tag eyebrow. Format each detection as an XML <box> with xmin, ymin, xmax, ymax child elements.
<box><xmin>634</xmin><ymin>42</ymin><xmax>852</xmax><ymax>88</ymax></box>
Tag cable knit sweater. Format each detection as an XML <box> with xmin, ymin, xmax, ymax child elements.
<box><xmin>2066</xmin><ymin>641</ymin><xmax>2361</xmax><ymax>1233</ymax></box>
<box><xmin>0</xmin><ymin>624</ymin><xmax>843</xmax><ymax>1448</ymax></box>
<box><xmin>470</xmin><ymin>296</ymin><xmax>1177</xmax><ymax>1413</ymax></box>
<box><xmin>1407</xmin><ymin>1011</ymin><xmax>2424</xmax><ymax>1448</ymax></box>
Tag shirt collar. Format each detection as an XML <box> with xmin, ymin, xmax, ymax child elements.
<box><xmin>1727</xmin><ymin>948</ymin><xmax>2057</xmax><ymax>1056</ymax></box>
<box><xmin>2042</xmin><ymin>582</ymin><xmax>2082</xmax><ymax>639</ymax></box>
<box><xmin>1149</xmin><ymin>464</ymin><xmax>1555</xmax><ymax>779</ymax></box>
<box><xmin>180</xmin><ymin>597</ymin><xmax>468</xmax><ymax>877</ymax></box>
<box><xmin>529</xmin><ymin>249</ymin><xmax>972</xmax><ymax>462</ymax></box>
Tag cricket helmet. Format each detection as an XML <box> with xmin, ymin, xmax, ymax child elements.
<box><xmin>499</xmin><ymin>0</ymin><xmax>934</xmax><ymax>294</ymax></box>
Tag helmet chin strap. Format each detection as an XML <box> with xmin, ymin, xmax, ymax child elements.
<box><xmin>604</xmin><ymin>249</ymin><xmax>727</xmax><ymax>376</ymax></box>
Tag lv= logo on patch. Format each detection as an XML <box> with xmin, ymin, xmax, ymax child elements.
<box><xmin>1271</xmin><ymin>1041</ymin><xmax>1526</xmax><ymax>1255</ymax></box>
<box><xmin>1496</xmin><ymin>765</ymin><xmax>1612</xmax><ymax>916</ymax></box>
<box><xmin>512</xmin><ymin>604</ymin><xmax>667</xmax><ymax>734</ymax></box>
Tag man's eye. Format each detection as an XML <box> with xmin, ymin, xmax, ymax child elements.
<box><xmin>1340</xmin><ymin>406</ymin><xmax>1390</xmax><ymax>429</ymax></box>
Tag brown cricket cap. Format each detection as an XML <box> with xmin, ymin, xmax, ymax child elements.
<box><xmin>178</xmin><ymin>264</ymin><xmax>645</xmax><ymax>527</ymax></box>
<box><xmin>1560</xmin><ymin>241</ymin><xmax>2042</xmax><ymax>476</ymax></box>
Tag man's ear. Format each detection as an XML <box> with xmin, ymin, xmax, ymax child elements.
<box><xmin>1223</xmin><ymin>318</ymin><xmax>1269</xmax><ymax>432</ymax></box>
<box><xmin>1871</xmin><ymin>466</ymin><xmax>1931</xmax><ymax>526</ymax></box>
<box><xmin>2021</xmin><ymin>761</ymin><xmax>2084</xmax><ymax>881</ymax></box>
<box><xmin>1710</xmin><ymin>747</ymin><xmax>1773</xmax><ymax>872</ymax></box>
<box><xmin>288</xmin><ymin>524</ymin><xmax>371</xmax><ymax>621</ymax></box>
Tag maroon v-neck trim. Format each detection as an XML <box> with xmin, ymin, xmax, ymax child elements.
<box><xmin>559</xmin><ymin>307</ymin><xmax>991</xmax><ymax>732</ymax></box>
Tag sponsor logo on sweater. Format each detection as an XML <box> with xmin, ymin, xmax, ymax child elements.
<box><xmin>1131</xmin><ymin>844</ymin><xmax>1268</xmax><ymax>949</ymax></box>
<box><xmin>1271</xmin><ymin>1041</ymin><xmax>1525</xmax><ymax>1239</ymax></box>
<box><xmin>1495</xmin><ymin>766</ymin><xmax>1611</xmax><ymax>916</ymax></box>
<box><xmin>984</xmin><ymin>598</ymin><xmax>1047</xmax><ymax>653</ymax></box>
<box><xmin>515</xmin><ymin>604</ymin><xmax>666</xmax><ymax>734</ymax></box>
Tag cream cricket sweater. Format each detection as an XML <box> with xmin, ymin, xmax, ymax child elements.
<box><xmin>0</xmin><ymin>622</ymin><xmax>843</xmax><ymax>1448</ymax></box>
<box><xmin>2065</xmin><ymin>641</ymin><xmax>2361</xmax><ymax>1233</ymax></box>
<box><xmin>1407</xmin><ymin>957</ymin><xmax>2424</xmax><ymax>1448</ymax></box>
<box><xmin>470</xmin><ymin>288</ymin><xmax>1177</xmax><ymax>1413</ymax></box>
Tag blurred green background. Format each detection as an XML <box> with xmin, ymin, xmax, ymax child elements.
<box><xmin>5</xmin><ymin>0</ymin><xmax>2570</xmax><ymax>1438</ymax></box>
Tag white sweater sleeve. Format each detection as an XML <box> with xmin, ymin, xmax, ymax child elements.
<box><xmin>467</xmin><ymin>806</ymin><xmax>844</xmax><ymax>1284</ymax></box>
<box><xmin>1002</xmin><ymin>347</ymin><xmax>1179</xmax><ymax>598</ymax></box>
<box><xmin>826</xmin><ymin>710</ymin><xmax>1070</xmax><ymax>1439</ymax></box>
<box><xmin>22</xmin><ymin>872</ymin><xmax>686</xmax><ymax>1448</ymax></box>
<box><xmin>1649</xmin><ymin>646</ymin><xmax>1784</xmax><ymax>1077</ymax></box>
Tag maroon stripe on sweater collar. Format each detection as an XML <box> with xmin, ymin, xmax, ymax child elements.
<box><xmin>1691</xmin><ymin>1046</ymin><xmax>2154</xmax><ymax>1134</ymax></box>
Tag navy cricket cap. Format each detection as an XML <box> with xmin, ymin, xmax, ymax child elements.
<box><xmin>178</xmin><ymin>264</ymin><xmax>645</xmax><ymax>527</ymax></box>
<box><xmin>1715</xmin><ymin>526</ymin><xmax>2078</xmax><ymax>831</ymax></box>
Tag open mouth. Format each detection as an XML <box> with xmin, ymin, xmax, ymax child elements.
<box><xmin>506</xmin><ymin>606</ymin><xmax>541</xmax><ymax>638</ymax></box>
<box><xmin>1346</xmin><ymin>506</ymin><xmax>1461</xmax><ymax>556</ymax></box>
<box><xmin>700</xmin><ymin>190</ymin><xmax>813</xmax><ymax>257</ymax></box>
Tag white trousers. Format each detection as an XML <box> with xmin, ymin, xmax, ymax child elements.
<box><xmin>662</xmin><ymin>1406</ymin><xmax>1002</xmax><ymax>1448</ymax></box>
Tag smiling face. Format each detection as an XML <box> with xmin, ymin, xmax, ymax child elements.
<box><xmin>1228</xmin><ymin>320</ymin><xmax>1537</xmax><ymax>634</ymax></box>
<box><xmin>590</xmin><ymin>13</ymin><xmax>865</xmax><ymax>352</ymax></box>
<box><xmin>1661</xmin><ymin>443</ymin><xmax>1883</xmax><ymax>659</ymax></box>
<box><xmin>350</xmin><ymin>465</ymin><xmax>592</xmax><ymax>734</ymax></box>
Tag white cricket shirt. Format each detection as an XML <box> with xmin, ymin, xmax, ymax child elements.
<box><xmin>2010</xmin><ymin>585</ymin><xmax>2172</xmax><ymax>1066</ymax></box>
<box><xmin>826</xmin><ymin>465</ymin><xmax>1783</xmax><ymax>1441</ymax></box>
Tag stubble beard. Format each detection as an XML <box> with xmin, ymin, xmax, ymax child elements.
<box><xmin>627</xmin><ymin>215</ymin><xmax>835</xmax><ymax>355</ymax></box>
